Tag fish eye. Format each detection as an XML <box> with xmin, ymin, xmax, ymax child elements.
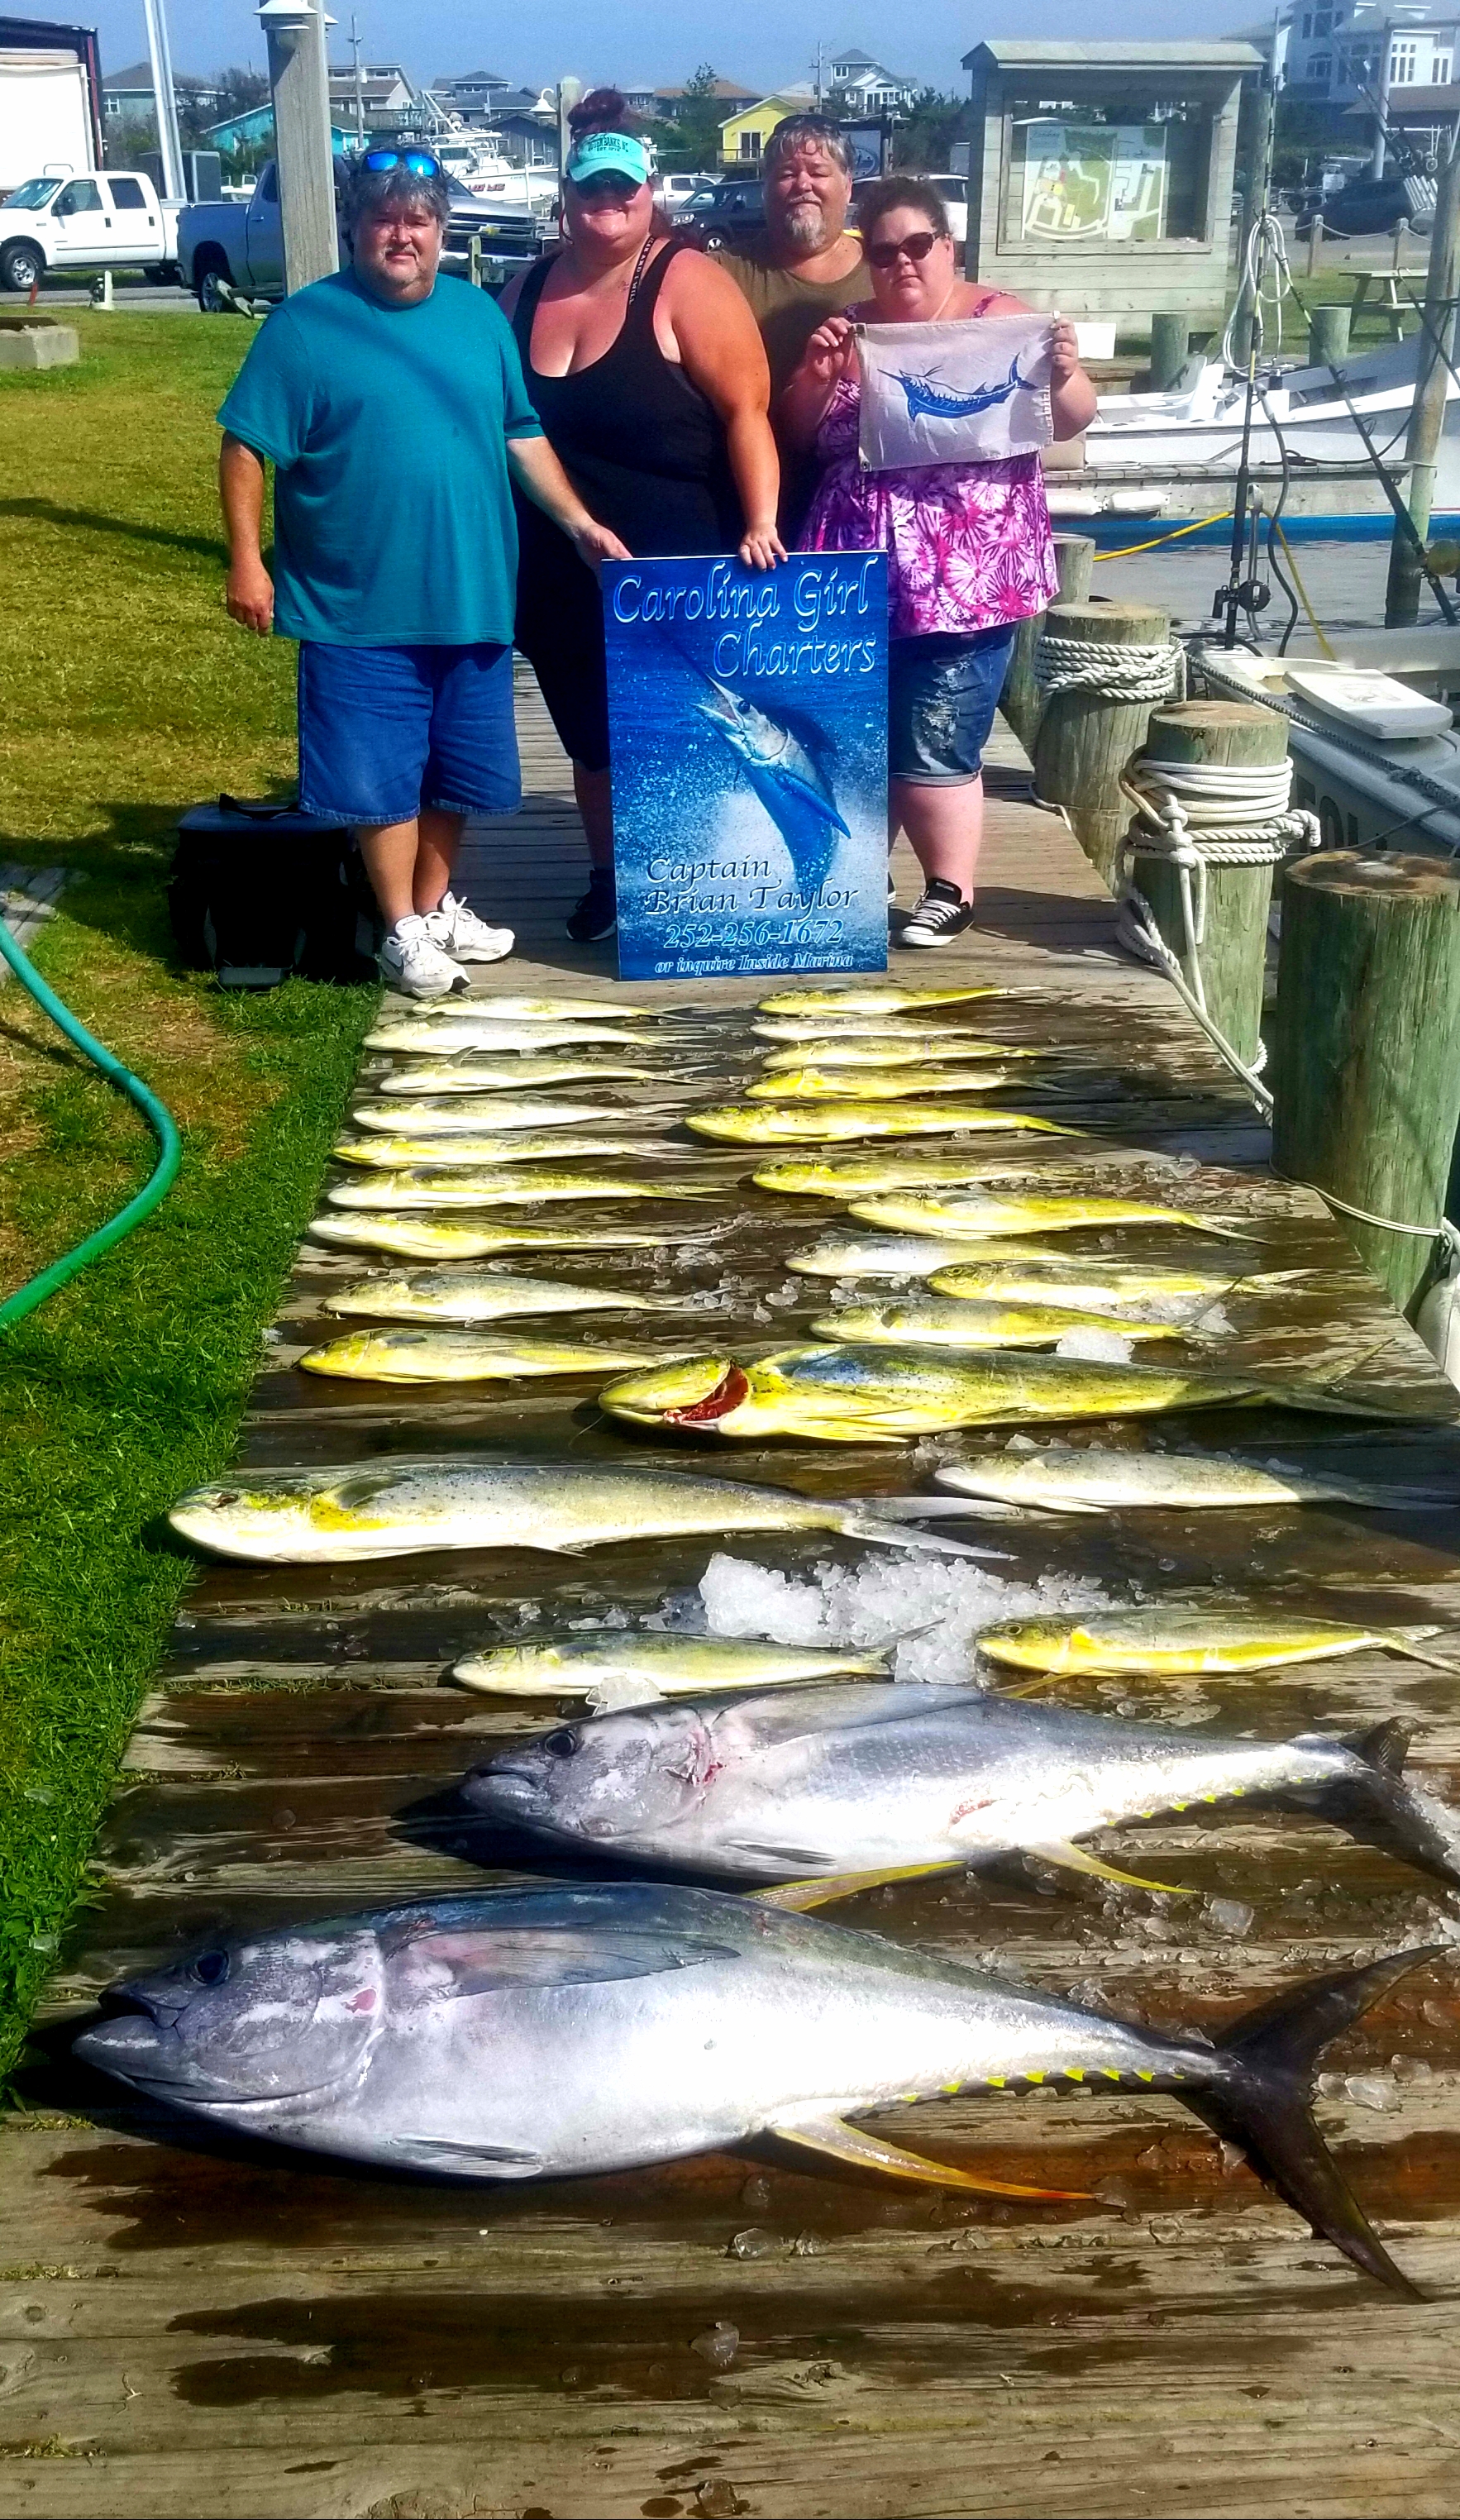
<box><xmin>544</xmin><ymin>1728</ymin><xmax>580</xmax><ymax>1759</ymax></box>
<box><xmin>192</xmin><ymin>1949</ymin><xmax>230</xmax><ymax>1986</ymax></box>
<box><xmin>212</xmin><ymin>1491</ymin><xmax>241</xmax><ymax>1506</ymax></box>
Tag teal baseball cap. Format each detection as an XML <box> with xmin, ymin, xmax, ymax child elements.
<box><xmin>565</xmin><ymin>131</ymin><xmax>653</xmax><ymax>187</ymax></box>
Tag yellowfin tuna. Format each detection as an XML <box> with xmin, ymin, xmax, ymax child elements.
<box><xmin>978</xmin><ymin>1608</ymin><xmax>1460</xmax><ymax>1681</ymax></box>
<box><xmin>811</xmin><ymin>1299</ymin><xmax>1190</xmax><ymax>1349</ymax></box>
<box><xmin>325</xmin><ymin>1171</ymin><xmax>718</xmax><ymax>1210</ymax></box>
<box><xmin>299</xmin><ymin>1328</ymin><xmax>673</xmax><ymax>1384</ymax></box>
<box><xmin>689</xmin><ymin>1104</ymin><xmax>1076</xmax><ymax>1146</ymax></box>
<box><xmin>307</xmin><ymin>1216</ymin><xmax>712</xmax><ymax>1261</ymax></box>
<box><xmin>849</xmin><ymin>1192</ymin><xmax>1247</xmax><ymax>1240</ymax></box>
<box><xmin>746</xmin><ymin>1065</ymin><xmax>1025</xmax><ymax>1102</ymax></box>
<box><xmin>598</xmin><ymin>1343</ymin><xmax>1431</xmax><ymax>1445</ymax></box>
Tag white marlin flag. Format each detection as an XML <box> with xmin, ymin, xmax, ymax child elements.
<box><xmin>856</xmin><ymin>313</ymin><xmax>1055</xmax><ymax>471</ymax></box>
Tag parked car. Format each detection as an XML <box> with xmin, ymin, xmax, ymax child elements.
<box><xmin>675</xmin><ymin>174</ymin><xmax>765</xmax><ymax>251</ymax></box>
<box><xmin>657</xmin><ymin>170</ymin><xmax>712</xmax><ymax>211</ymax></box>
<box><xmin>0</xmin><ymin>168</ymin><xmax>179</xmax><ymax>293</ymax></box>
<box><xmin>179</xmin><ymin>160</ymin><xmax>540</xmax><ymax>311</ymax></box>
<box><xmin>1295</xmin><ymin>175</ymin><xmax>1434</xmax><ymax>240</ymax></box>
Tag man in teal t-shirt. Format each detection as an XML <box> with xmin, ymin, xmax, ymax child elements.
<box><xmin>217</xmin><ymin>149</ymin><xmax>628</xmax><ymax>997</ymax></box>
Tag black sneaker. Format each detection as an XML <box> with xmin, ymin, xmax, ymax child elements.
<box><xmin>899</xmin><ymin>877</ymin><xmax>976</xmax><ymax>948</ymax></box>
<box><xmin>566</xmin><ymin>869</ymin><xmax>616</xmax><ymax>943</ymax></box>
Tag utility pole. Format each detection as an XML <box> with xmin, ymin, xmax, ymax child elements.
<box><xmin>140</xmin><ymin>0</ymin><xmax>184</xmax><ymax>201</ymax></box>
<box><xmin>349</xmin><ymin>14</ymin><xmax>365</xmax><ymax>143</ymax></box>
<box><xmin>813</xmin><ymin>42</ymin><xmax>824</xmax><ymax>108</ymax></box>
<box><xmin>1374</xmin><ymin>18</ymin><xmax>1394</xmax><ymax>175</ymax></box>
<box><xmin>1385</xmin><ymin>120</ymin><xmax>1460</xmax><ymax>623</ymax></box>
<box><xmin>258</xmin><ymin>0</ymin><xmax>339</xmax><ymax>294</ymax></box>
<box><xmin>556</xmin><ymin>75</ymin><xmax>583</xmax><ymax>184</ymax></box>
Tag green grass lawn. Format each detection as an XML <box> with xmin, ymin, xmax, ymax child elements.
<box><xmin>0</xmin><ymin>313</ymin><xmax>376</xmax><ymax>2073</ymax></box>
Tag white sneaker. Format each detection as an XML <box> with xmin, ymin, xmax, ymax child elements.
<box><xmin>424</xmin><ymin>890</ymin><xmax>514</xmax><ymax>963</ymax></box>
<box><xmin>379</xmin><ymin>916</ymin><xmax>468</xmax><ymax>1000</ymax></box>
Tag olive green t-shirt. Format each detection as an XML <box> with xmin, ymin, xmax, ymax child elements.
<box><xmin>717</xmin><ymin>232</ymin><xmax>871</xmax><ymax>397</ymax></box>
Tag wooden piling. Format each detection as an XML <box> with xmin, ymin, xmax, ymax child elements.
<box><xmin>1149</xmin><ymin>312</ymin><xmax>1190</xmax><ymax>389</ymax></box>
<box><xmin>1307</xmin><ymin>301</ymin><xmax>1351</xmax><ymax>369</ymax></box>
<box><xmin>1033</xmin><ymin>596</ymin><xmax>1171</xmax><ymax>888</ymax></box>
<box><xmin>1273</xmin><ymin>851</ymin><xmax>1460</xmax><ymax>1309</ymax></box>
<box><xmin>1000</xmin><ymin>532</ymin><xmax>1095</xmax><ymax>756</ymax></box>
<box><xmin>1132</xmin><ymin>701</ymin><xmax>1291</xmax><ymax>1067</ymax></box>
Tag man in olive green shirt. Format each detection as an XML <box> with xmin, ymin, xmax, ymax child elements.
<box><xmin>717</xmin><ymin>114</ymin><xmax>869</xmax><ymax>400</ymax></box>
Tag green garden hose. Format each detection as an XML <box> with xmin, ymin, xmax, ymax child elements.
<box><xmin>0</xmin><ymin>909</ymin><xmax>181</xmax><ymax>1329</ymax></box>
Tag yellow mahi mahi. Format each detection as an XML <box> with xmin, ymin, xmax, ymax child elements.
<box><xmin>299</xmin><ymin>1328</ymin><xmax>675</xmax><ymax>1384</ymax></box>
<box><xmin>751</xmin><ymin>1157</ymin><xmax>1066</xmax><ymax>1196</ymax></box>
<box><xmin>368</xmin><ymin>1020</ymin><xmax>651</xmax><ymax>1052</ymax></box>
<box><xmin>350</xmin><ymin>1098</ymin><xmax>661</xmax><ymax>1136</ymax></box>
<box><xmin>332</xmin><ymin>1135</ymin><xmax>656</xmax><ymax>1170</ymax></box>
<box><xmin>746</xmin><ymin>1065</ymin><xmax>1029</xmax><ymax>1102</ymax></box>
<box><xmin>307</xmin><ymin>1215</ymin><xmax>712</xmax><ymax>1261</ymax></box>
<box><xmin>689</xmin><ymin>1104</ymin><xmax>1076</xmax><ymax>1146</ymax></box>
<box><xmin>753</xmin><ymin>1022</ymin><xmax>1038</xmax><ymax>1052</ymax></box>
<box><xmin>811</xmin><ymin>1299</ymin><xmax>1190</xmax><ymax>1349</ymax></box>
<box><xmin>758</xmin><ymin>986</ymin><xmax>1008</xmax><ymax>1014</ymax></box>
<box><xmin>978</xmin><ymin>1609</ymin><xmax>1459</xmax><ymax>1681</ymax></box>
<box><xmin>850</xmin><ymin>1193</ymin><xmax>1247</xmax><ymax>1240</ymax></box>
<box><xmin>325</xmin><ymin>1171</ymin><xmax>718</xmax><ymax>1210</ymax></box>
<box><xmin>326</xmin><ymin>1271</ymin><xmax>677</xmax><ymax>1325</ymax></box>
<box><xmin>375</xmin><ymin>1058</ymin><xmax>662</xmax><ymax>1094</ymax></box>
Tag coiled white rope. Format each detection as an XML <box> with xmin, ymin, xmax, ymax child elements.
<box><xmin>1035</xmin><ymin>637</ymin><xmax>1187</xmax><ymax>704</ymax></box>
<box><xmin>1114</xmin><ymin>752</ymin><xmax>1321</xmax><ymax>1118</ymax></box>
<box><xmin>1220</xmin><ymin>207</ymin><xmax>1295</xmax><ymax>371</ymax></box>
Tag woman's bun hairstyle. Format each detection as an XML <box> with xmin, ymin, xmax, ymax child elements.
<box><xmin>856</xmin><ymin>174</ymin><xmax>951</xmax><ymax>241</ymax></box>
<box><xmin>569</xmin><ymin>87</ymin><xmax>634</xmax><ymax>138</ymax></box>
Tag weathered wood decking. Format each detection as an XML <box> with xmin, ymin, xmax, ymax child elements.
<box><xmin>7</xmin><ymin>679</ymin><xmax>1460</xmax><ymax>2519</ymax></box>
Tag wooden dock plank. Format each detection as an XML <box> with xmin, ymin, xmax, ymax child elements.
<box><xmin>12</xmin><ymin>673</ymin><xmax>1460</xmax><ymax>2519</ymax></box>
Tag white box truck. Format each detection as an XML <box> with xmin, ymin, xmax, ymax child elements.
<box><xmin>0</xmin><ymin>29</ymin><xmax>98</xmax><ymax>196</ymax></box>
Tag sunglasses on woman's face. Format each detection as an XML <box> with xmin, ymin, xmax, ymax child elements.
<box><xmin>575</xmin><ymin>174</ymin><xmax>641</xmax><ymax>202</ymax></box>
<box><xmin>868</xmin><ymin>229</ymin><xmax>941</xmax><ymax>269</ymax></box>
<box><xmin>362</xmin><ymin>147</ymin><xmax>441</xmax><ymax>179</ymax></box>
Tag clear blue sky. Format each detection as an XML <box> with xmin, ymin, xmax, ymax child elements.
<box><xmin>82</xmin><ymin>0</ymin><xmax>1263</xmax><ymax>103</ymax></box>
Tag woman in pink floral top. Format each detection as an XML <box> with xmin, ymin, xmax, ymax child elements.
<box><xmin>782</xmin><ymin>176</ymin><xmax>1096</xmax><ymax>946</ymax></box>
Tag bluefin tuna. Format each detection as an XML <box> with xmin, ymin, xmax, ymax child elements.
<box><xmin>73</xmin><ymin>1883</ymin><xmax>1439</xmax><ymax>2289</ymax></box>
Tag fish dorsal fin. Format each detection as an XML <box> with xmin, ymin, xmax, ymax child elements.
<box><xmin>770</xmin><ymin>2113</ymin><xmax>1088</xmax><ymax>2200</ymax></box>
<box><xmin>1023</xmin><ymin>1840</ymin><xmax>1195</xmax><ymax>1897</ymax></box>
<box><xmin>391</xmin><ymin>1925</ymin><xmax>739</xmax><ymax>1998</ymax></box>
<box><xmin>1351</xmin><ymin>1717</ymin><xmax>1413</xmax><ymax>1776</ymax></box>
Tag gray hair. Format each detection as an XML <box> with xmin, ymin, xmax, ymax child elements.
<box><xmin>763</xmin><ymin>115</ymin><xmax>856</xmax><ymax>179</ymax></box>
<box><xmin>341</xmin><ymin>153</ymin><xmax>451</xmax><ymax>241</ymax></box>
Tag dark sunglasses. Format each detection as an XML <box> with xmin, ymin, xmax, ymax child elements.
<box><xmin>573</xmin><ymin>172</ymin><xmax>641</xmax><ymax>200</ymax></box>
<box><xmin>867</xmin><ymin>229</ymin><xmax>941</xmax><ymax>269</ymax></box>
<box><xmin>362</xmin><ymin>147</ymin><xmax>441</xmax><ymax>179</ymax></box>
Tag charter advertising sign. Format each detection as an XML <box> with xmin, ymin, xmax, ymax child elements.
<box><xmin>603</xmin><ymin>552</ymin><xmax>890</xmax><ymax>982</ymax></box>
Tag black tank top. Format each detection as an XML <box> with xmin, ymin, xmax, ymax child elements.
<box><xmin>511</xmin><ymin>239</ymin><xmax>742</xmax><ymax>575</ymax></box>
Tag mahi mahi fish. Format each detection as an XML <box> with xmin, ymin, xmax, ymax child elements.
<box><xmin>759</xmin><ymin>987</ymin><xmax>1007</xmax><ymax>1014</ymax></box>
<box><xmin>350</xmin><ymin>1099</ymin><xmax>663</xmax><ymax>1136</ymax></box>
<box><xmin>689</xmin><ymin>1104</ymin><xmax>1076</xmax><ymax>1146</ymax></box>
<box><xmin>752</xmin><ymin>1157</ymin><xmax>1066</xmax><ymax>1196</ymax></box>
<box><xmin>307</xmin><ymin>1217</ymin><xmax>712</xmax><ymax>1262</ymax></box>
<box><xmin>691</xmin><ymin>671</ymin><xmax>850</xmax><ymax>891</ymax></box>
<box><xmin>325</xmin><ymin>1272</ymin><xmax>681</xmax><ymax>1325</ymax></box>
<box><xmin>325</xmin><ymin>1172</ymin><xmax>718</xmax><ymax>1211</ymax></box>
<box><xmin>978</xmin><ymin>1609</ymin><xmax>1460</xmax><ymax>1681</ymax></box>
<box><xmin>73</xmin><ymin>1883</ymin><xmax>1439</xmax><ymax>2291</ymax></box>
<box><xmin>464</xmin><ymin>1681</ymin><xmax>1460</xmax><ymax>1898</ymax></box>
<box><xmin>937</xmin><ymin>1449</ymin><xmax>1460</xmax><ymax>1514</ymax></box>
<box><xmin>367</xmin><ymin>1021</ymin><xmax>653</xmax><ymax>1053</ymax></box>
<box><xmin>929</xmin><ymin>1257</ymin><xmax>1299</xmax><ymax>1310</ymax></box>
<box><xmin>166</xmin><ymin>1458</ymin><xmax>986</xmax><ymax>1564</ymax></box>
<box><xmin>332</xmin><ymin>1135</ymin><xmax>657</xmax><ymax>1170</ymax></box>
<box><xmin>385</xmin><ymin>996</ymin><xmax>651</xmax><ymax>1023</ymax></box>
<box><xmin>299</xmin><ymin>1329</ymin><xmax>676</xmax><ymax>1385</ymax></box>
<box><xmin>811</xmin><ymin>1299</ymin><xmax>1191</xmax><ymax>1349</ymax></box>
<box><xmin>746</xmin><ymin>1066</ymin><xmax>1029</xmax><ymax>1102</ymax></box>
<box><xmin>789</xmin><ymin>1234</ymin><xmax>1002</xmax><ymax>1279</ymax></box>
<box><xmin>375</xmin><ymin>1059</ymin><xmax>663</xmax><ymax>1094</ymax></box>
<box><xmin>851</xmin><ymin>1193</ymin><xmax>1246</xmax><ymax>1239</ymax></box>
<box><xmin>596</xmin><ymin>1344</ymin><xmax>1435</xmax><ymax>1444</ymax></box>
<box><xmin>452</xmin><ymin>1633</ymin><xmax>892</xmax><ymax>1696</ymax></box>
<box><xmin>758</xmin><ymin>1034</ymin><xmax>1042</xmax><ymax>1067</ymax></box>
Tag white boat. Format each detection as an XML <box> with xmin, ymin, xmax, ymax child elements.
<box><xmin>432</xmin><ymin>130</ymin><xmax>560</xmax><ymax>224</ymax></box>
<box><xmin>1049</xmin><ymin>333</ymin><xmax>1460</xmax><ymax>540</ymax></box>
<box><xmin>1192</xmin><ymin>632</ymin><xmax>1460</xmax><ymax>855</ymax></box>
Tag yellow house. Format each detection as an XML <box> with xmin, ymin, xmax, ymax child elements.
<box><xmin>718</xmin><ymin>90</ymin><xmax>816</xmax><ymax>169</ymax></box>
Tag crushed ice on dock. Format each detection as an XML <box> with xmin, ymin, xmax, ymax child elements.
<box><xmin>697</xmin><ymin>1549</ymin><xmax>1112</xmax><ymax>1685</ymax></box>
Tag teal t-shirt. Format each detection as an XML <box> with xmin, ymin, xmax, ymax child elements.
<box><xmin>217</xmin><ymin>267</ymin><xmax>545</xmax><ymax>646</ymax></box>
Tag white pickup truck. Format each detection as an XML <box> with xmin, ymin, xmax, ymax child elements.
<box><xmin>0</xmin><ymin>169</ymin><xmax>180</xmax><ymax>294</ymax></box>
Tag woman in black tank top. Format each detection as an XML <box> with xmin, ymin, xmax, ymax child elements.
<box><xmin>501</xmin><ymin>98</ymin><xmax>782</xmax><ymax>943</ymax></box>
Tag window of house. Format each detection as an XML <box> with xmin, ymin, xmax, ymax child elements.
<box><xmin>737</xmin><ymin>130</ymin><xmax>761</xmax><ymax>159</ymax></box>
<box><xmin>1310</xmin><ymin>55</ymin><xmax>1333</xmax><ymax>83</ymax></box>
<box><xmin>1391</xmin><ymin>38</ymin><xmax>1419</xmax><ymax>79</ymax></box>
<box><xmin>1301</xmin><ymin>13</ymin><xmax>1313</xmax><ymax>35</ymax></box>
<box><xmin>1436</xmin><ymin>50</ymin><xmax>1453</xmax><ymax>80</ymax></box>
<box><xmin>1314</xmin><ymin>9</ymin><xmax>1333</xmax><ymax>31</ymax></box>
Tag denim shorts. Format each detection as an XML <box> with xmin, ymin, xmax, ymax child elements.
<box><xmin>298</xmin><ymin>642</ymin><xmax>522</xmax><ymax>827</ymax></box>
<box><xmin>888</xmin><ymin>626</ymin><xmax>1019</xmax><ymax>785</ymax></box>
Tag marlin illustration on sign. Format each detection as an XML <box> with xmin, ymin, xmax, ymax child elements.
<box><xmin>894</xmin><ymin>349</ymin><xmax>1035</xmax><ymax>423</ymax></box>
<box><xmin>684</xmin><ymin>651</ymin><xmax>851</xmax><ymax>891</ymax></box>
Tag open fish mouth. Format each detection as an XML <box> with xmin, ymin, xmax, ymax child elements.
<box><xmin>665</xmin><ymin>1366</ymin><xmax>751</xmax><ymax>1425</ymax></box>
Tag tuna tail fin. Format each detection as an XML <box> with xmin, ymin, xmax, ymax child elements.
<box><xmin>1210</xmin><ymin>1946</ymin><xmax>1444</xmax><ymax>2298</ymax></box>
<box><xmin>1332</xmin><ymin>1719</ymin><xmax>1460</xmax><ymax>1890</ymax></box>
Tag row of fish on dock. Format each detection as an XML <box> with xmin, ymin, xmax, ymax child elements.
<box><xmin>79</xmin><ymin>982</ymin><xmax>1460</xmax><ymax>2298</ymax></box>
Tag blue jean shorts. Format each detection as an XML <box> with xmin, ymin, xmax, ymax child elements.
<box><xmin>888</xmin><ymin>625</ymin><xmax>1019</xmax><ymax>785</ymax></box>
<box><xmin>298</xmin><ymin>642</ymin><xmax>522</xmax><ymax>827</ymax></box>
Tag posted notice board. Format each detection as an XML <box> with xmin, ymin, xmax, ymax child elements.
<box><xmin>603</xmin><ymin>552</ymin><xmax>889</xmax><ymax>982</ymax></box>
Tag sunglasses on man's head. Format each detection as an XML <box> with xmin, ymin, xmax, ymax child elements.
<box><xmin>867</xmin><ymin>228</ymin><xmax>941</xmax><ymax>268</ymax></box>
<box><xmin>362</xmin><ymin>147</ymin><xmax>441</xmax><ymax>179</ymax></box>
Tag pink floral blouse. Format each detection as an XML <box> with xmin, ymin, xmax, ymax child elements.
<box><xmin>800</xmin><ymin>362</ymin><xmax>1060</xmax><ymax>641</ymax></box>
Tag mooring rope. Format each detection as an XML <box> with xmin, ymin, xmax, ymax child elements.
<box><xmin>1034</xmin><ymin>637</ymin><xmax>1188</xmax><ymax>704</ymax></box>
<box><xmin>1112</xmin><ymin>752</ymin><xmax>1322</xmax><ymax>1119</ymax></box>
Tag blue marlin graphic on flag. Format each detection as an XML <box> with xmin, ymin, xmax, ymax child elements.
<box><xmin>893</xmin><ymin>349</ymin><xmax>1033</xmax><ymax>422</ymax></box>
<box><xmin>670</xmin><ymin>645</ymin><xmax>851</xmax><ymax>890</ymax></box>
